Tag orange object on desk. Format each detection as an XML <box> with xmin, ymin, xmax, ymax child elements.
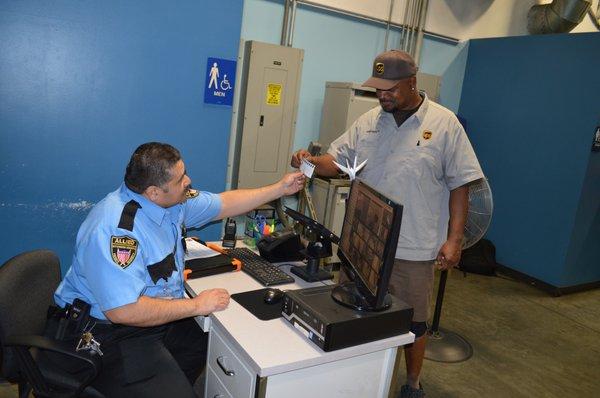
<box><xmin>182</xmin><ymin>241</ymin><xmax>242</xmax><ymax>281</ymax></box>
<box><xmin>206</xmin><ymin>243</ymin><xmax>242</xmax><ymax>271</ymax></box>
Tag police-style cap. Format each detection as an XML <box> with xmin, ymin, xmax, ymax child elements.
<box><xmin>362</xmin><ymin>50</ymin><xmax>418</xmax><ymax>90</ymax></box>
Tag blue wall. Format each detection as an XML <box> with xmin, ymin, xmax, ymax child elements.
<box><xmin>0</xmin><ymin>0</ymin><xmax>244</xmax><ymax>274</ymax></box>
<box><xmin>240</xmin><ymin>0</ymin><xmax>468</xmax><ymax>151</ymax></box>
<box><xmin>459</xmin><ymin>32</ymin><xmax>600</xmax><ymax>287</ymax></box>
<box><xmin>564</xmin><ymin>127</ymin><xmax>600</xmax><ymax>286</ymax></box>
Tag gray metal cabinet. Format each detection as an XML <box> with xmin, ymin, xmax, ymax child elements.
<box><xmin>234</xmin><ymin>41</ymin><xmax>304</xmax><ymax>189</ymax></box>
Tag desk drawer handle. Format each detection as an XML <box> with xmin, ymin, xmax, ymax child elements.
<box><xmin>216</xmin><ymin>356</ymin><xmax>235</xmax><ymax>376</ymax></box>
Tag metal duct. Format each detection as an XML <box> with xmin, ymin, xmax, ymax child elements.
<box><xmin>399</xmin><ymin>0</ymin><xmax>428</xmax><ymax>61</ymax></box>
<box><xmin>528</xmin><ymin>0</ymin><xmax>592</xmax><ymax>34</ymax></box>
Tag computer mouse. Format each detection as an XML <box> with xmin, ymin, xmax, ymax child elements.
<box><xmin>263</xmin><ymin>288</ymin><xmax>284</xmax><ymax>304</ymax></box>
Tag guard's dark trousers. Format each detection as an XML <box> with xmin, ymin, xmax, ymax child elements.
<box><xmin>44</xmin><ymin>316</ymin><xmax>207</xmax><ymax>397</ymax></box>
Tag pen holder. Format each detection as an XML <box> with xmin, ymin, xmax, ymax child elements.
<box><xmin>244</xmin><ymin>217</ymin><xmax>275</xmax><ymax>248</ymax></box>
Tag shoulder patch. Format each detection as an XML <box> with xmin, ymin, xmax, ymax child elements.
<box><xmin>185</xmin><ymin>188</ymin><xmax>199</xmax><ymax>199</ymax></box>
<box><xmin>111</xmin><ymin>235</ymin><xmax>138</xmax><ymax>268</ymax></box>
<box><xmin>118</xmin><ymin>200</ymin><xmax>141</xmax><ymax>231</ymax></box>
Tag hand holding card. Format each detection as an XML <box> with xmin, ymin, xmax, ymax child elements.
<box><xmin>300</xmin><ymin>157</ymin><xmax>316</xmax><ymax>179</ymax></box>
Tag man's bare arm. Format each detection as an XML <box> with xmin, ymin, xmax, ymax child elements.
<box><xmin>216</xmin><ymin>171</ymin><xmax>305</xmax><ymax>219</ymax></box>
<box><xmin>435</xmin><ymin>184</ymin><xmax>469</xmax><ymax>270</ymax></box>
<box><xmin>105</xmin><ymin>288</ymin><xmax>230</xmax><ymax>327</ymax></box>
<box><xmin>290</xmin><ymin>150</ymin><xmax>339</xmax><ymax>177</ymax></box>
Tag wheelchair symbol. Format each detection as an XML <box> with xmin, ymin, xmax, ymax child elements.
<box><xmin>220</xmin><ymin>75</ymin><xmax>232</xmax><ymax>91</ymax></box>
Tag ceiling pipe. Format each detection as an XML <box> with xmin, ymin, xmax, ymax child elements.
<box><xmin>528</xmin><ymin>0</ymin><xmax>592</xmax><ymax>34</ymax></box>
<box><xmin>287</xmin><ymin>0</ymin><xmax>298</xmax><ymax>46</ymax></box>
<box><xmin>281</xmin><ymin>0</ymin><xmax>291</xmax><ymax>45</ymax></box>
<box><xmin>400</xmin><ymin>0</ymin><xmax>411</xmax><ymax>50</ymax></box>
<box><xmin>588</xmin><ymin>3</ymin><xmax>600</xmax><ymax>30</ymax></box>
<box><xmin>384</xmin><ymin>0</ymin><xmax>396</xmax><ymax>51</ymax></box>
<box><xmin>411</xmin><ymin>0</ymin><xmax>424</xmax><ymax>56</ymax></box>
<box><xmin>414</xmin><ymin>0</ymin><xmax>429</xmax><ymax>66</ymax></box>
<box><xmin>295</xmin><ymin>0</ymin><xmax>458</xmax><ymax>43</ymax></box>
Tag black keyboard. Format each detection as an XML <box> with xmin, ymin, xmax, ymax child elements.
<box><xmin>225</xmin><ymin>247</ymin><xmax>295</xmax><ymax>286</ymax></box>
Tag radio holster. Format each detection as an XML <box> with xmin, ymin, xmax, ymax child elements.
<box><xmin>51</xmin><ymin>298</ymin><xmax>91</xmax><ymax>340</ymax></box>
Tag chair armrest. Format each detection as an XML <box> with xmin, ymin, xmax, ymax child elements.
<box><xmin>6</xmin><ymin>334</ymin><xmax>102</xmax><ymax>371</ymax></box>
<box><xmin>6</xmin><ymin>334</ymin><xmax>102</xmax><ymax>396</ymax></box>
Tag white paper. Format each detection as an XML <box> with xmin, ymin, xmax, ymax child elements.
<box><xmin>300</xmin><ymin>157</ymin><xmax>316</xmax><ymax>178</ymax></box>
<box><xmin>332</xmin><ymin>155</ymin><xmax>367</xmax><ymax>180</ymax></box>
<box><xmin>184</xmin><ymin>238</ymin><xmax>220</xmax><ymax>260</ymax></box>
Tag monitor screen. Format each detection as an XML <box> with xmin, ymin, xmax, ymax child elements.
<box><xmin>337</xmin><ymin>179</ymin><xmax>403</xmax><ymax>310</ymax></box>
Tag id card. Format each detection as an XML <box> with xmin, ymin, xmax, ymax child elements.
<box><xmin>300</xmin><ymin>157</ymin><xmax>316</xmax><ymax>179</ymax></box>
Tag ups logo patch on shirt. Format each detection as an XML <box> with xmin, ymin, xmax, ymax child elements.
<box><xmin>185</xmin><ymin>188</ymin><xmax>199</xmax><ymax>199</ymax></box>
<box><xmin>111</xmin><ymin>235</ymin><xmax>138</xmax><ymax>268</ymax></box>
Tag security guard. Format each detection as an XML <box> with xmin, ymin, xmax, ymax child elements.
<box><xmin>48</xmin><ymin>142</ymin><xmax>305</xmax><ymax>397</ymax></box>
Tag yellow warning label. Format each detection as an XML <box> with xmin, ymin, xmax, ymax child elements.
<box><xmin>266</xmin><ymin>83</ymin><xmax>282</xmax><ymax>106</ymax></box>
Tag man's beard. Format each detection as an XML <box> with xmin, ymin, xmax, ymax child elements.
<box><xmin>379</xmin><ymin>100</ymin><xmax>397</xmax><ymax>113</ymax></box>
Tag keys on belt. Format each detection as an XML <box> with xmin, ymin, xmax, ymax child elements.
<box><xmin>76</xmin><ymin>323</ymin><xmax>103</xmax><ymax>356</ymax></box>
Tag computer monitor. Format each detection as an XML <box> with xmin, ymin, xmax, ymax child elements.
<box><xmin>332</xmin><ymin>179</ymin><xmax>403</xmax><ymax>311</ymax></box>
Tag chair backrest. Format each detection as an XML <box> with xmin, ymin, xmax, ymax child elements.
<box><xmin>0</xmin><ymin>250</ymin><xmax>61</xmax><ymax>380</ymax></box>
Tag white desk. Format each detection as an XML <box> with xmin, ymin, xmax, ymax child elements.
<box><xmin>186</xmin><ymin>258</ymin><xmax>414</xmax><ymax>398</ymax></box>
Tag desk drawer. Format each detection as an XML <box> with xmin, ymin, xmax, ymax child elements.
<box><xmin>206</xmin><ymin>365</ymin><xmax>233</xmax><ymax>398</ymax></box>
<box><xmin>208</xmin><ymin>326</ymin><xmax>255</xmax><ymax>398</ymax></box>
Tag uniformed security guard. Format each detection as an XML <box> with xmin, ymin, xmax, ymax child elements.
<box><xmin>291</xmin><ymin>50</ymin><xmax>483</xmax><ymax>398</ymax></box>
<box><xmin>48</xmin><ymin>142</ymin><xmax>305</xmax><ymax>397</ymax></box>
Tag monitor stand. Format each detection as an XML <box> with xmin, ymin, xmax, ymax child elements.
<box><xmin>291</xmin><ymin>238</ymin><xmax>333</xmax><ymax>282</ymax></box>
<box><xmin>331</xmin><ymin>282</ymin><xmax>392</xmax><ymax>312</ymax></box>
<box><xmin>291</xmin><ymin>258</ymin><xmax>332</xmax><ymax>282</ymax></box>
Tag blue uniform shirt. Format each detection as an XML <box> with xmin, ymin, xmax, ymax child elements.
<box><xmin>55</xmin><ymin>183</ymin><xmax>222</xmax><ymax>320</ymax></box>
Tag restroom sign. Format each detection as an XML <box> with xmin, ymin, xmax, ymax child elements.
<box><xmin>204</xmin><ymin>57</ymin><xmax>236</xmax><ymax>106</ymax></box>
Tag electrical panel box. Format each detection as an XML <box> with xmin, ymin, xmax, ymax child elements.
<box><xmin>318</xmin><ymin>73</ymin><xmax>441</xmax><ymax>150</ymax></box>
<box><xmin>233</xmin><ymin>41</ymin><xmax>304</xmax><ymax>189</ymax></box>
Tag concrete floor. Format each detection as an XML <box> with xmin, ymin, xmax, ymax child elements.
<box><xmin>2</xmin><ymin>270</ymin><xmax>599</xmax><ymax>397</ymax></box>
<box><xmin>392</xmin><ymin>270</ymin><xmax>600</xmax><ymax>398</ymax></box>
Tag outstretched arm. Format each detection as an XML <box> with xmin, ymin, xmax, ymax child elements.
<box><xmin>216</xmin><ymin>171</ymin><xmax>305</xmax><ymax>219</ymax></box>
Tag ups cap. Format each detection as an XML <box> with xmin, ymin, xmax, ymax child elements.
<box><xmin>362</xmin><ymin>50</ymin><xmax>418</xmax><ymax>90</ymax></box>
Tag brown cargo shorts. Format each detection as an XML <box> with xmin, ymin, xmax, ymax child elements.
<box><xmin>387</xmin><ymin>259</ymin><xmax>435</xmax><ymax>323</ymax></box>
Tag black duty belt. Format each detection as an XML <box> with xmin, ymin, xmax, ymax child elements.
<box><xmin>47</xmin><ymin>304</ymin><xmax>112</xmax><ymax>325</ymax></box>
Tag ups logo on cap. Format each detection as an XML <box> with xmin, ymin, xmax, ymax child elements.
<box><xmin>375</xmin><ymin>62</ymin><xmax>384</xmax><ymax>74</ymax></box>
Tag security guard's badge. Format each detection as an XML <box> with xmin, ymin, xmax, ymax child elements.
<box><xmin>185</xmin><ymin>188</ymin><xmax>199</xmax><ymax>199</ymax></box>
<box><xmin>111</xmin><ymin>236</ymin><xmax>138</xmax><ymax>268</ymax></box>
<box><xmin>375</xmin><ymin>62</ymin><xmax>384</xmax><ymax>74</ymax></box>
<box><xmin>423</xmin><ymin>130</ymin><xmax>432</xmax><ymax>140</ymax></box>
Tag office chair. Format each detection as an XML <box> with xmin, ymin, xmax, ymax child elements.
<box><xmin>0</xmin><ymin>250</ymin><xmax>104</xmax><ymax>398</ymax></box>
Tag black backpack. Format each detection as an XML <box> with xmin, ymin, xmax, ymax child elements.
<box><xmin>458</xmin><ymin>238</ymin><xmax>497</xmax><ymax>276</ymax></box>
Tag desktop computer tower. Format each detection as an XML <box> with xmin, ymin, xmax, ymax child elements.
<box><xmin>282</xmin><ymin>285</ymin><xmax>413</xmax><ymax>351</ymax></box>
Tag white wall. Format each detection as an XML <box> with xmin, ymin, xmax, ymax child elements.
<box><xmin>428</xmin><ymin>0</ymin><xmax>599</xmax><ymax>39</ymax></box>
<box><xmin>306</xmin><ymin>0</ymin><xmax>599</xmax><ymax>40</ymax></box>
